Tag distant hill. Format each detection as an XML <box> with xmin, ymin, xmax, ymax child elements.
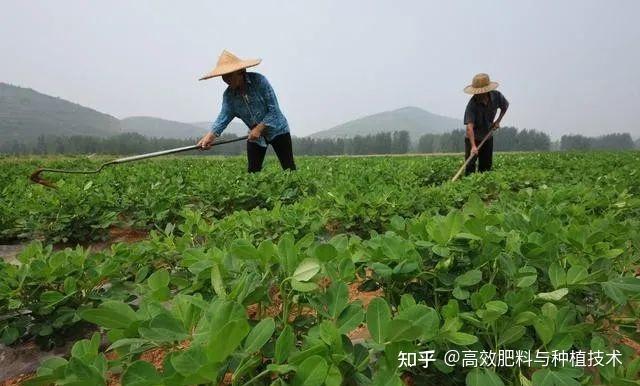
<box><xmin>0</xmin><ymin>83</ymin><xmax>121</xmax><ymax>143</ymax></box>
<box><xmin>310</xmin><ymin>106</ymin><xmax>462</xmax><ymax>141</ymax></box>
<box><xmin>190</xmin><ymin>120</ymin><xmax>249</xmax><ymax>137</ymax></box>
<box><xmin>121</xmin><ymin>116</ymin><xmax>205</xmax><ymax>139</ymax></box>
<box><xmin>111</xmin><ymin>118</ymin><xmax>249</xmax><ymax>140</ymax></box>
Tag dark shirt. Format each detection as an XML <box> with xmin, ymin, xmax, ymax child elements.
<box><xmin>464</xmin><ymin>90</ymin><xmax>509</xmax><ymax>140</ymax></box>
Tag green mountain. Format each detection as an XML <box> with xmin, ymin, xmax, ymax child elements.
<box><xmin>122</xmin><ymin>118</ymin><xmax>250</xmax><ymax>139</ymax></box>
<box><xmin>310</xmin><ymin>106</ymin><xmax>462</xmax><ymax>140</ymax></box>
<box><xmin>190</xmin><ymin>121</ymin><xmax>249</xmax><ymax>137</ymax></box>
<box><xmin>120</xmin><ymin>116</ymin><xmax>206</xmax><ymax>139</ymax></box>
<box><xmin>121</xmin><ymin>118</ymin><xmax>248</xmax><ymax>139</ymax></box>
<box><xmin>0</xmin><ymin>83</ymin><xmax>121</xmax><ymax>143</ymax></box>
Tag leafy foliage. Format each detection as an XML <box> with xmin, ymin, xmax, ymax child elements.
<box><xmin>1</xmin><ymin>152</ymin><xmax>640</xmax><ymax>385</ymax></box>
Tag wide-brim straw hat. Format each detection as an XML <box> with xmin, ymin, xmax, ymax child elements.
<box><xmin>464</xmin><ymin>73</ymin><xmax>499</xmax><ymax>94</ymax></box>
<box><xmin>199</xmin><ymin>50</ymin><xmax>261</xmax><ymax>80</ymax></box>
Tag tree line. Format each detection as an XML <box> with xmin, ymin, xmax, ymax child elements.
<box><xmin>0</xmin><ymin>129</ymin><xmax>637</xmax><ymax>156</ymax></box>
<box><xmin>560</xmin><ymin>133</ymin><xmax>636</xmax><ymax>150</ymax></box>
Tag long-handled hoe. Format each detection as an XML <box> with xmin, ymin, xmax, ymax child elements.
<box><xmin>450</xmin><ymin>129</ymin><xmax>496</xmax><ymax>182</ymax></box>
<box><xmin>29</xmin><ymin>136</ymin><xmax>248</xmax><ymax>188</ymax></box>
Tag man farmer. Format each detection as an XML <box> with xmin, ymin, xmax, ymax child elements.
<box><xmin>463</xmin><ymin>73</ymin><xmax>509</xmax><ymax>175</ymax></box>
<box><xmin>197</xmin><ymin>50</ymin><xmax>296</xmax><ymax>172</ymax></box>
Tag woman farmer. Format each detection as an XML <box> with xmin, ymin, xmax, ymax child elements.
<box><xmin>197</xmin><ymin>50</ymin><xmax>296</xmax><ymax>172</ymax></box>
<box><xmin>463</xmin><ymin>73</ymin><xmax>509</xmax><ymax>175</ymax></box>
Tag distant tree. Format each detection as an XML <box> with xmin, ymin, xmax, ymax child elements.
<box><xmin>391</xmin><ymin>131</ymin><xmax>410</xmax><ymax>154</ymax></box>
<box><xmin>35</xmin><ymin>135</ymin><xmax>47</xmax><ymax>154</ymax></box>
<box><xmin>561</xmin><ymin>135</ymin><xmax>591</xmax><ymax>150</ymax></box>
<box><xmin>591</xmin><ymin>133</ymin><xmax>634</xmax><ymax>150</ymax></box>
<box><xmin>561</xmin><ymin>132</ymin><xmax>634</xmax><ymax>151</ymax></box>
<box><xmin>417</xmin><ymin>127</ymin><xmax>550</xmax><ymax>153</ymax></box>
<box><xmin>417</xmin><ymin>134</ymin><xmax>436</xmax><ymax>153</ymax></box>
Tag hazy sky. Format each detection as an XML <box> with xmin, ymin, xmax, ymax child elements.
<box><xmin>1</xmin><ymin>0</ymin><xmax>639</xmax><ymax>139</ymax></box>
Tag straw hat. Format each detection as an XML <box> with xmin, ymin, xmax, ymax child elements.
<box><xmin>199</xmin><ymin>50</ymin><xmax>261</xmax><ymax>80</ymax></box>
<box><xmin>464</xmin><ymin>73</ymin><xmax>499</xmax><ymax>94</ymax></box>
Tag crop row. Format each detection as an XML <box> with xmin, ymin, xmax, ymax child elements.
<box><xmin>1</xmin><ymin>152</ymin><xmax>639</xmax><ymax>244</ymax></box>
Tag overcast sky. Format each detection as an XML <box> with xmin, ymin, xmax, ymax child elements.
<box><xmin>1</xmin><ymin>0</ymin><xmax>639</xmax><ymax>139</ymax></box>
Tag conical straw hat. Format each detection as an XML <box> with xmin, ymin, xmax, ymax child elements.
<box><xmin>464</xmin><ymin>73</ymin><xmax>499</xmax><ymax>94</ymax></box>
<box><xmin>199</xmin><ymin>50</ymin><xmax>261</xmax><ymax>80</ymax></box>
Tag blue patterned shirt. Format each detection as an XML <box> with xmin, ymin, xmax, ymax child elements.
<box><xmin>209</xmin><ymin>72</ymin><xmax>289</xmax><ymax>147</ymax></box>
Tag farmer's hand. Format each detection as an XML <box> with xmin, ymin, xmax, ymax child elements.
<box><xmin>491</xmin><ymin>121</ymin><xmax>500</xmax><ymax>130</ymax></box>
<box><xmin>471</xmin><ymin>144</ymin><xmax>479</xmax><ymax>156</ymax></box>
<box><xmin>248</xmin><ymin>124</ymin><xmax>265</xmax><ymax>141</ymax></box>
<box><xmin>197</xmin><ymin>132</ymin><xmax>216</xmax><ymax>150</ymax></box>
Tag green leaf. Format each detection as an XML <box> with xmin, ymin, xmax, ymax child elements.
<box><xmin>64</xmin><ymin>277</ymin><xmax>77</xmax><ymax>294</ymax></box>
<box><xmin>371</xmin><ymin>262</ymin><xmax>393</xmax><ymax>277</ymax></box>
<box><xmin>531</xmin><ymin>368</ymin><xmax>581</xmax><ymax>386</ymax></box>
<box><xmin>291</xmin><ymin>279</ymin><xmax>318</xmax><ymax>292</ymax></box>
<box><xmin>121</xmin><ymin>361</ymin><xmax>162</xmax><ymax>386</ymax></box>
<box><xmin>372</xmin><ymin>368</ymin><xmax>404</xmax><ymax>386</ymax></box>
<box><xmin>453</xmin><ymin>286</ymin><xmax>470</xmax><ymax>300</ymax></box>
<box><xmin>278</xmin><ymin>233</ymin><xmax>298</xmax><ymax>275</ymax></box>
<box><xmin>366</xmin><ymin>298</ymin><xmax>391</xmax><ymax>344</ymax></box>
<box><xmin>601</xmin><ymin>277</ymin><xmax>640</xmax><ymax>304</ymax></box>
<box><xmin>513</xmin><ymin>311</ymin><xmax>537</xmax><ymax>325</ymax></box>
<box><xmin>266</xmin><ymin>364</ymin><xmax>296</xmax><ymax>374</ymax></box>
<box><xmin>80</xmin><ymin>301</ymin><xmax>138</xmax><ymax>329</ymax></box>
<box><xmin>244</xmin><ymin>318</ymin><xmax>275</xmax><ymax>354</ymax></box>
<box><xmin>107</xmin><ymin>338</ymin><xmax>151</xmax><ymax>352</ymax></box>
<box><xmin>477</xmin><ymin>300</ymin><xmax>508</xmax><ymax>323</ymax></box>
<box><xmin>147</xmin><ymin>269</ymin><xmax>170</xmax><ymax>291</ymax></box>
<box><xmin>386</xmin><ymin>319</ymin><xmax>421</xmax><ymax>342</ymax></box>
<box><xmin>319</xmin><ymin>321</ymin><xmax>341</xmax><ymax>348</ymax></box>
<box><xmin>275</xmin><ymin>325</ymin><xmax>295</xmax><ymax>364</ymax></box>
<box><xmin>456</xmin><ymin>232</ymin><xmax>482</xmax><ymax>241</ymax></box>
<box><xmin>1</xmin><ymin>326</ymin><xmax>20</xmax><ymax>345</ymax></box>
<box><xmin>210</xmin><ymin>262</ymin><xmax>226</xmax><ymax>299</ymax></box>
<box><xmin>519</xmin><ymin>373</ymin><xmax>533</xmax><ymax>386</ymax></box>
<box><xmin>432</xmin><ymin>245</ymin><xmax>451</xmax><ymax>257</ymax></box>
<box><xmin>497</xmin><ymin>325</ymin><xmax>526</xmax><ymax>346</ymax></box>
<box><xmin>293</xmin><ymin>258</ymin><xmax>321</xmax><ymax>282</ymax></box>
<box><xmin>40</xmin><ymin>291</ymin><xmax>64</xmax><ymax>304</ymax></box>
<box><xmin>326</xmin><ymin>281</ymin><xmax>349</xmax><ymax>319</ymax></box>
<box><xmin>455</xmin><ymin>269</ymin><xmax>483</xmax><ymax>287</ymax></box>
<box><xmin>517</xmin><ymin>266</ymin><xmax>538</xmax><ymax>288</ymax></box>
<box><xmin>566</xmin><ymin>265</ymin><xmax>588</xmax><ymax>285</ymax></box>
<box><xmin>604</xmin><ymin>248</ymin><xmax>624</xmax><ymax>258</ymax></box>
<box><xmin>66</xmin><ymin>357</ymin><xmax>106</xmax><ymax>385</ymax></box>
<box><xmin>533</xmin><ymin>317</ymin><xmax>555</xmax><ymax>345</ymax></box>
<box><xmin>336</xmin><ymin>303</ymin><xmax>364</xmax><ymax>334</ymax></box>
<box><xmin>466</xmin><ymin>368</ymin><xmax>505</xmax><ymax>386</ymax></box>
<box><xmin>71</xmin><ymin>335</ymin><xmax>99</xmax><ymax>362</ymax></box>
<box><xmin>325</xmin><ymin>365</ymin><xmax>343</xmax><ymax>386</ymax></box>
<box><xmin>206</xmin><ymin>319</ymin><xmax>250</xmax><ymax>363</ymax></box>
<box><xmin>446</xmin><ymin>331</ymin><xmax>478</xmax><ymax>346</ymax></box>
<box><xmin>170</xmin><ymin>346</ymin><xmax>208</xmax><ymax>377</ymax></box>
<box><xmin>548</xmin><ymin>263</ymin><xmax>566</xmax><ymax>289</ymax></box>
<box><xmin>36</xmin><ymin>357</ymin><xmax>67</xmax><ymax>376</ymax></box>
<box><xmin>139</xmin><ymin>313</ymin><xmax>189</xmax><ymax>343</ymax></box>
<box><xmin>229</xmin><ymin>239</ymin><xmax>261</xmax><ymax>260</ymax></box>
<box><xmin>292</xmin><ymin>355</ymin><xmax>328</xmax><ymax>386</ymax></box>
<box><xmin>535</xmin><ymin>288</ymin><xmax>568</xmax><ymax>302</ymax></box>
<box><xmin>441</xmin><ymin>210</ymin><xmax>464</xmax><ymax>244</ymax></box>
<box><xmin>313</xmin><ymin>244</ymin><xmax>338</xmax><ymax>261</ymax></box>
<box><xmin>397</xmin><ymin>304</ymin><xmax>440</xmax><ymax>341</ymax></box>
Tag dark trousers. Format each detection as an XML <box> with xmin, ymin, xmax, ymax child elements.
<box><xmin>247</xmin><ymin>132</ymin><xmax>297</xmax><ymax>173</ymax></box>
<box><xmin>464</xmin><ymin>137</ymin><xmax>493</xmax><ymax>175</ymax></box>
